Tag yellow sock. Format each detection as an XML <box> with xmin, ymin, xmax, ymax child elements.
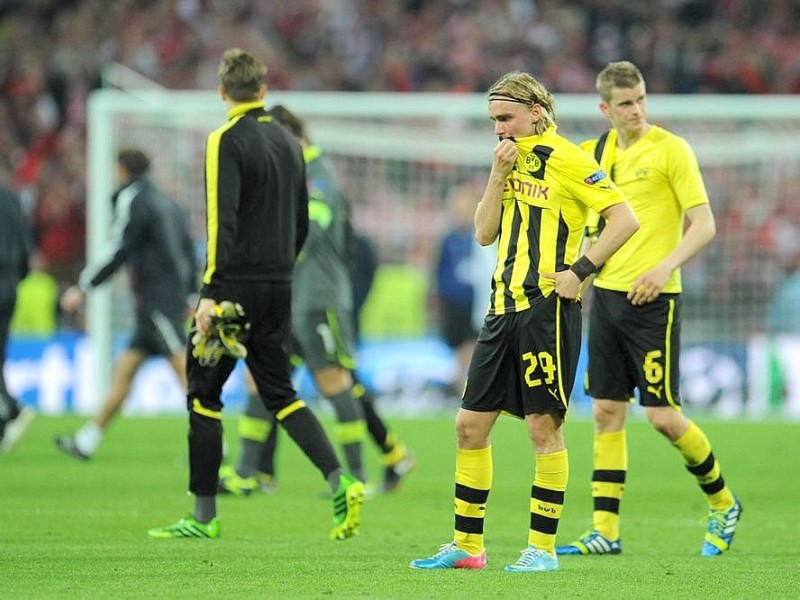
<box><xmin>592</xmin><ymin>430</ymin><xmax>627</xmax><ymax>540</ymax></box>
<box><xmin>453</xmin><ymin>446</ymin><xmax>492</xmax><ymax>555</ymax></box>
<box><xmin>528</xmin><ymin>449</ymin><xmax>568</xmax><ymax>555</ymax></box>
<box><xmin>673</xmin><ymin>421</ymin><xmax>734</xmax><ymax>511</ymax></box>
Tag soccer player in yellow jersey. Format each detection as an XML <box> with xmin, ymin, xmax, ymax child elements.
<box><xmin>556</xmin><ymin>61</ymin><xmax>742</xmax><ymax>558</ymax></box>
<box><xmin>410</xmin><ymin>71</ymin><xmax>638</xmax><ymax>573</ymax></box>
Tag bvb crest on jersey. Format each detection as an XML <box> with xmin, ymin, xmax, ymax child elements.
<box><xmin>524</xmin><ymin>151</ymin><xmax>542</xmax><ymax>174</ymax></box>
<box><xmin>522</xmin><ymin>145</ymin><xmax>553</xmax><ymax>179</ymax></box>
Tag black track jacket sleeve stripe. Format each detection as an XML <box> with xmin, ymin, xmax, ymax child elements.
<box><xmin>200</xmin><ymin>103</ymin><xmax>309</xmax><ymax>298</ymax></box>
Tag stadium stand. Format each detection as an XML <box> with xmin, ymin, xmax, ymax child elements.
<box><xmin>1</xmin><ymin>0</ymin><xmax>799</xmax><ymax>333</ymax></box>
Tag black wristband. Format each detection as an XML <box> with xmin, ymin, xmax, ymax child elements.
<box><xmin>569</xmin><ymin>255</ymin><xmax>597</xmax><ymax>282</ymax></box>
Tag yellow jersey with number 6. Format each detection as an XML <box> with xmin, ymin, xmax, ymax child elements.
<box><xmin>582</xmin><ymin>125</ymin><xmax>709</xmax><ymax>293</ymax></box>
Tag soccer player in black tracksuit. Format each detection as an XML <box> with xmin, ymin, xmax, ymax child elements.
<box><xmin>55</xmin><ymin>148</ymin><xmax>196</xmax><ymax>460</ymax></box>
<box><xmin>147</xmin><ymin>48</ymin><xmax>364</xmax><ymax>541</ymax></box>
<box><xmin>217</xmin><ymin>105</ymin><xmax>416</xmax><ymax>498</ymax></box>
<box><xmin>0</xmin><ymin>180</ymin><xmax>34</xmax><ymax>453</ymax></box>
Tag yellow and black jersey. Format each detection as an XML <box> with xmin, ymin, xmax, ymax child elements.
<box><xmin>201</xmin><ymin>101</ymin><xmax>309</xmax><ymax>298</ymax></box>
<box><xmin>582</xmin><ymin>126</ymin><xmax>709</xmax><ymax>293</ymax></box>
<box><xmin>488</xmin><ymin>126</ymin><xmax>625</xmax><ymax>315</ymax></box>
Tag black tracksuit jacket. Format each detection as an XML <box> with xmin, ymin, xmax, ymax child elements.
<box><xmin>200</xmin><ymin>101</ymin><xmax>309</xmax><ymax>300</ymax></box>
<box><xmin>80</xmin><ymin>176</ymin><xmax>196</xmax><ymax>315</ymax></box>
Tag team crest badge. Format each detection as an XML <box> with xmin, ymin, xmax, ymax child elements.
<box><xmin>521</xmin><ymin>145</ymin><xmax>553</xmax><ymax>178</ymax></box>
<box><xmin>525</xmin><ymin>152</ymin><xmax>542</xmax><ymax>174</ymax></box>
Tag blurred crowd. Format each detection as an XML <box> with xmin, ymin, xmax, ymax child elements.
<box><xmin>1</xmin><ymin>0</ymin><xmax>799</xmax><ymax>334</ymax></box>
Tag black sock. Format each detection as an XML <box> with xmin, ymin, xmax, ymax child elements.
<box><xmin>257</xmin><ymin>422</ymin><xmax>279</xmax><ymax>476</ymax></box>
<box><xmin>356</xmin><ymin>385</ymin><xmax>392</xmax><ymax>452</ymax></box>
<box><xmin>237</xmin><ymin>392</ymin><xmax>274</xmax><ymax>477</ymax></box>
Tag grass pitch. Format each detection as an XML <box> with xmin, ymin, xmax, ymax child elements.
<box><xmin>1</xmin><ymin>413</ymin><xmax>797</xmax><ymax>599</ymax></box>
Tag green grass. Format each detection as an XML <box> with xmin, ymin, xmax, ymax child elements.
<box><xmin>1</xmin><ymin>413</ymin><xmax>798</xmax><ymax>599</ymax></box>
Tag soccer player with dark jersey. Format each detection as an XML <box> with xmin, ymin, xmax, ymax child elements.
<box><xmin>55</xmin><ymin>148</ymin><xmax>195</xmax><ymax>460</ymax></box>
<box><xmin>218</xmin><ymin>104</ymin><xmax>415</xmax><ymax>496</ymax></box>
<box><xmin>0</xmin><ymin>181</ymin><xmax>33</xmax><ymax>452</ymax></box>
<box><xmin>410</xmin><ymin>71</ymin><xmax>639</xmax><ymax>572</ymax></box>
<box><xmin>556</xmin><ymin>61</ymin><xmax>741</xmax><ymax>558</ymax></box>
<box><xmin>147</xmin><ymin>49</ymin><xmax>364</xmax><ymax>541</ymax></box>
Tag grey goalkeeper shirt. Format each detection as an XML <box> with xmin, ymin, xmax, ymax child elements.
<box><xmin>292</xmin><ymin>146</ymin><xmax>353</xmax><ymax>316</ymax></box>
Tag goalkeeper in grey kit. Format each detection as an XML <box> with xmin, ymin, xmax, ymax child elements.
<box><xmin>148</xmin><ymin>48</ymin><xmax>364</xmax><ymax>541</ymax></box>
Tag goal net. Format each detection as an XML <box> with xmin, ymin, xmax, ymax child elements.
<box><xmin>86</xmin><ymin>90</ymin><xmax>800</xmax><ymax>417</ymax></box>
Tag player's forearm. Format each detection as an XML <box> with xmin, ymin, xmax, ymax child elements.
<box><xmin>79</xmin><ymin>243</ymin><xmax>130</xmax><ymax>291</ymax></box>
<box><xmin>474</xmin><ymin>173</ymin><xmax>505</xmax><ymax>246</ymax></box>
<box><xmin>661</xmin><ymin>207</ymin><xmax>716</xmax><ymax>273</ymax></box>
<box><xmin>584</xmin><ymin>201</ymin><xmax>639</xmax><ymax>267</ymax></box>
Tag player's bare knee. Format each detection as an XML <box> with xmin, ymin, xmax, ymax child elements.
<box><xmin>646</xmin><ymin>406</ymin><xmax>685</xmax><ymax>440</ymax></box>
<box><xmin>455</xmin><ymin>418</ymin><xmax>477</xmax><ymax>447</ymax></box>
<box><xmin>455</xmin><ymin>411</ymin><xmax>490</xmax><ymax>449</ymax></box>
<box><xmin>593</xmin><ymin>399</ymin><xmax>626</xmax><ymax>432</ymax></box>
<box><xmin>524</xmin><ymin>411</ymin><xmax>565</xmax><ymax>453</ymax></box>
<box><xmin>315</xmin><ymin>366</ymin><xmax>353</xmax><ymax>397</ymax></box>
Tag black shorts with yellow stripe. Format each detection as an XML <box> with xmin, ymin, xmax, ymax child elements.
<box><xmin>462</xmin><ymin>294</ymin><xmax>581</xmax><ymax>418</ymax></box>
<box><xmin>586</xmin><ymin>287</ymin><xmax>682</xmax><ymax>407</ymax></box>
<box><xmin>292</xmin><ymin>308</ymin><xmax>357</xmax><ymax>372</ymax></box>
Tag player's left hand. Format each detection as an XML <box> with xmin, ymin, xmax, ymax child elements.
<box><xmin>628</xmin><ymin>266</ymin><xmax>670</xmax><ymax>305</ymax></box>
<box><xmin>540</xmin><ymin>270</ymin><xmax>582</xmax><ymax>301</ymax></box>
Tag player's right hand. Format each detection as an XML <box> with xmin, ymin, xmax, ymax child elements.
<box><xmin>194</xmin><ymin>297</ymin><xmax>216</xmax><ymax>336</ymax></box>
<box><xmin>492</xmin><ymin>138</ymin><xmax>518</xmax><ymax>178</ymax></box>
<box><xmin>60</xmin><ymin>285</ymin><xmax>85</xmax><ymax>313</ymax></box>
<box><xmin>628</xmin><ymin>264</ymin><xmax>669</xmax><ymax>305</ymax></box>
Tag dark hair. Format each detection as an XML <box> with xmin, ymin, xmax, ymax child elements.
<box><xmin>267</xmin><ymin>104</ymin><xmax>309</xmax><ymax>143</ymax></box>
<box><xmin>218</xmin><ymin>48</ymin><xmax>267</xmax><ymax>102</ymax></box>
<box><xmin>117</xmin><ymin>147</ymin><xmax>150</xmax><ymax>178</ymax></box>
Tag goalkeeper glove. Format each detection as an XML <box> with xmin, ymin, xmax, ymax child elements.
<box><xmin>191</xmin><ymin>301</ymin><xmax>250</xmax><ymax>367</ymax></box>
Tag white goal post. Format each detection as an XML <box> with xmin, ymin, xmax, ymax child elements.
<box><xmin>86</xmin><ymin>90</ymin><xmax>800</xmax><ymax>408</ymax></box>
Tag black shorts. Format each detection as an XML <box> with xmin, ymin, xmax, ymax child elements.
<box><xmin>130</xmin><ymin>308</ymin><xmax>187</xmax><ymax>356</ymax></box>
<box><xmin>586</xmin><ymin>287</ymin><xmax>682</xmax><ymax>407</ymax></box>
<box><xmin>462</xmin><ymin>294</ymin><xmax>581</xmax><ymax>418</ymax></box>
<box><xmin>440</xmin><ymin>300</ymin><xmax>478</xmax><ymax>348</ymax></box>
<box><xmin>186</xmin><ymin>282</ymin><xmax>297</xmax><ymax>414</ymax></box>
<box><xmin>292</xmin><ymin>308</ymin><xmax>356</xmax><ymax>372</ymax></box>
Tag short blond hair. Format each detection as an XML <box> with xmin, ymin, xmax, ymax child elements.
<box><xmin>596</xmin><ymin>61</ymin><xmax>645</xmax><ymax>102</ymax></box>
<box><xmin>487</xmin><ymin>71</ymin><xmax>556</xmax><ymax>135</ymax></box>
<box><xmin>218</xmin><ymin>48</ymin><xmax>266</xmax><ymax>102</ymax></box>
